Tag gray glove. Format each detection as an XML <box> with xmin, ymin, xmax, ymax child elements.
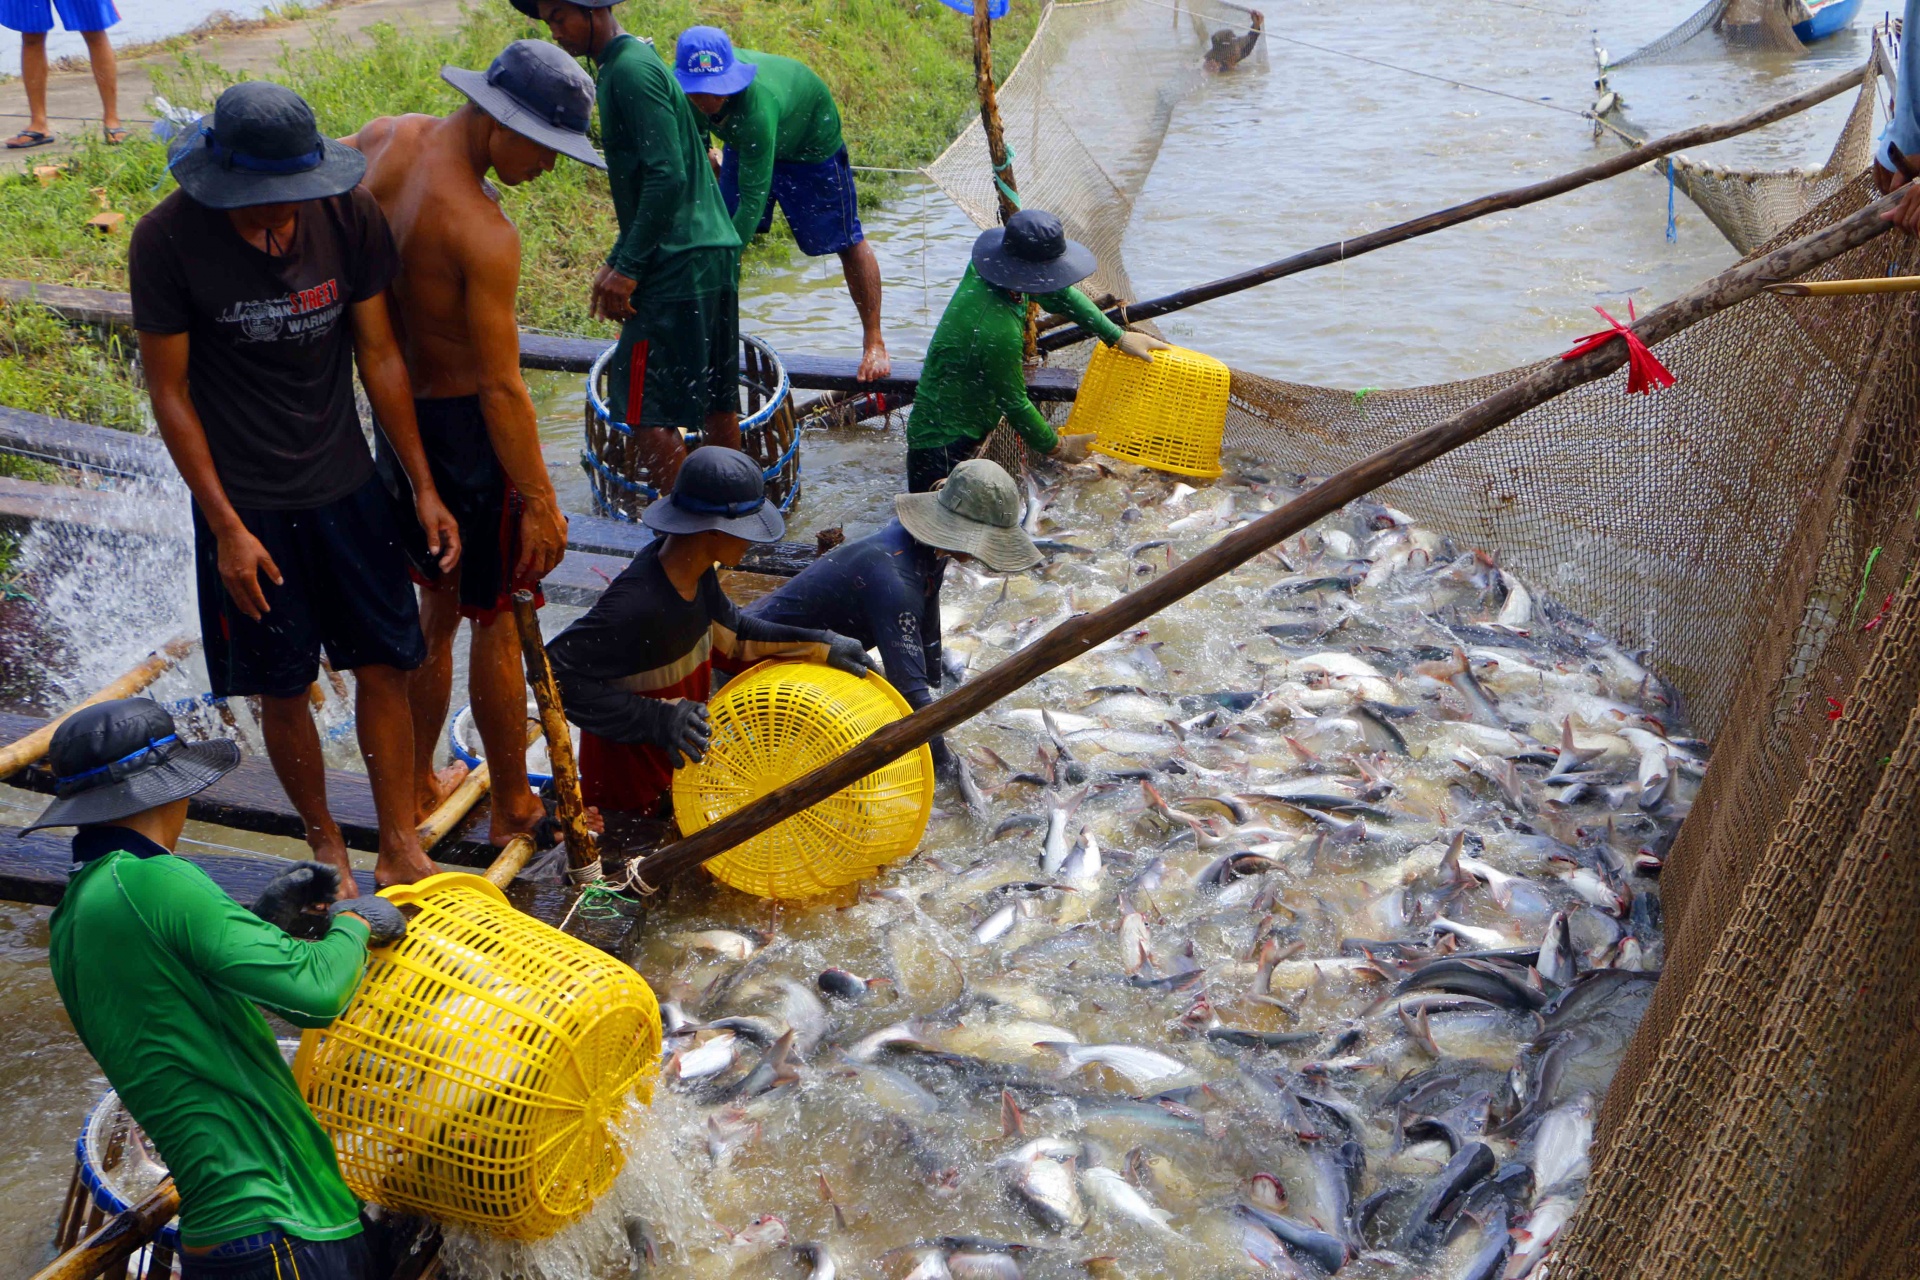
<box><xmin>656</xmin><ymin>699</ymin><xmax>711</xmax><ymax>768</ymax></box>
<box><xmin>251</xmin><ymin>860</ymin><xmax>340</xmax><ymax>939</ymax></box>
<box><xmin>823</xmin><ymin>632</ymin><xmax>879</xmax><ymax>677</ymax></box>
<box><xmin>330</xmin><ymin>896</ymin><xmax>408</xmax><ymax>948</ymax></box>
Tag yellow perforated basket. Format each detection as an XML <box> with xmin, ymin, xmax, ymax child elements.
<box><xmin>673</xmin><ymin>661</ymin><xmax>934</xmax><ymax>898</ymax></box>
<box><xmin>294</xmin><ymin>873</ymin><xmax>662</xmax><ymax>1240</ymax></box>
<box><xmin>1068</xmin><ymin>340</ymin><xmax>1231</xmax><ymax>478</ymax></box>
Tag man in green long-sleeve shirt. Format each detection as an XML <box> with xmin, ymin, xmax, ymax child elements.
<box><xmin>32</xmin><ymin>698</ymin><xmax>409</xmax><ymax>1278</ymax></box>
<box><xmin>524</xmin><ymin>0</ymin><xmax>742</xmax><ymax>491</ymax></box>
<box><xmin>673</xmin><ymin>27</ymin><xmax>890</xmax><ymax>382</ymax></box>
<box><xmin>907</xmin><ymin>208</ymin><xmax>1166</xmax><ymax>492</ymax></box>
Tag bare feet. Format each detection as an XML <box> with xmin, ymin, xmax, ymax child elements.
<box><xmin>414</xmin><ymin>760</ymin><xmax>471</xmax><ymax>825</ymax></box>
<box><xmin>581</xmin><ymin>805</ymin><xmax>605</xmax><ymax>836</ymax></box>
<box><xmin>374</xmin><ymin>845</ymin><xmax>440</xmax><ymax>890</ymax></box>
<box><xmin>309</xmin><ymin>838</ymin><xmax>362</xmax><ymax>899</ymax></box>
<box><xmin>486</xmin><ymin>786</ymin><xmax>549</xmax><ymax>848</ymax></box>
<box><xmin>856</xmin><ymin>341</ymin><xmax>892</xmax><ymax>382</ymax></box>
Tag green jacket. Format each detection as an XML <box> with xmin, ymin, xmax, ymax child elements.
<box><xmin>49</xmin><ymin>828</ymin><xmax>371</xmax><ymax>1248</ymax></box>
<box><xmin>703</xmin><ymin>50</ymin><xmax>845</xmax><ymax>246</ymax></box>
<box><xmin>907</xmin><ymin>264</ymin><xmax>1126</xmax><ymax>453</ymax></box>
<box><xmin>597</xmin><ymin>33</ymin><xmax>741</xmax><ymax>299</ymax></box>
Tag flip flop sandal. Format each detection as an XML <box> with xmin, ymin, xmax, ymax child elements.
<box><xmin>103</xmin><ymin>126</ymin><xmax>127</xmax><ymax>145</ymax></box>
<box><xmin>5</xmin><ymin>130</ymin><xmax>57</xmax><ymax>149</ymax></box>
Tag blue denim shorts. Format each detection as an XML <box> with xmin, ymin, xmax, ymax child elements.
<box><xmin>721</xmin><ymin>145</ymin><xmax>865</xmax><ymax>256</ymax></box>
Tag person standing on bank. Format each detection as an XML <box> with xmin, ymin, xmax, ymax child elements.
<box><xmin>673</xmin><ymin>26</ymin><xmax>890</xmax><ymax>382</ymax></box>
<box><xmin>31</xmin><ymin>698</ymin><xmax>408</xmax><ymax>1278</ymax></box>
<box><xmin>2</xmin><ymin>0</ymin><xmax>122</xmax><ymax>149</ymax></box>
<box><xmin>132</xmin><ymin>82</ymin><xmax>462</xmax><ymax>892</ymax></box>
<box><xmin>345</xmin><ymin>40</ymin><xmax>601</xmax><ymax>843</ymax></box>
<box><xmin>545</xmin><ymin>447</ymin><xmax>875</xmax><ymax>819</ymax></box>
<box><xmin>907</xmin><ymin>208</ymin><xmax>1166</xmax><ymax>493</ymax></box>
<box><xmin>745</xmin><ymin>459</ymin><xmax>1040</xmax><ymax>776</ymax></box>
<box><xmin>520</xmin><ymin>0</ymin><xmax>743</xmax><ymax>492</ymax></box>
<box><xmin>1877</xmin><ymin>0</ymin><xmax>1920</xmax><ymax>231</ymax></box>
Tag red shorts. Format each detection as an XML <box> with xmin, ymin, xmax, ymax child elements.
<box><xmin>579</xmin><ymin>730</ymin><xmax>674</xmax><ymax>818</ymax></box>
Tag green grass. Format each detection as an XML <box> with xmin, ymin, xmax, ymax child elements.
<box><xmin>0</xmin><ymin>0</ymin><xmax>1036</xmax><ymax>339</ymax></box>
<box><xmin>0</xmin><ymin>300</ymin><xmax>148</xmax><ymax>430</ymax></box>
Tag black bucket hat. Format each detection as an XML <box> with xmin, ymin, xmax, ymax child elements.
<box><xmin>24</xmin><ymin>699</ymin><xmax>240</xmax><ymax>834</ymax></box>
<box><xmin>508</xmin><ymin>0</ymin><xmax>619</xmax><ymax>21</ymax></box>
<box><xmin>971</xmin><ymin>208</ymin><xmax>1097</xmax><ymax>295</ymax></box>
<box><xmin>443</xmin><ymin>40</ymin><xmax>606</xmax><ymax>170</ymax></box>
<box><xmin>168</xmin><ymin>81</ymin><xmax>367</xmax><ymax>210</ymax></box>
<box><xmin>642</xmin><ymin>446</ymin><xmax>786</xmax><ymax>542</ymax></box>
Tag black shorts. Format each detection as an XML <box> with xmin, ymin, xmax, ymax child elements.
<box><xmin>906</xmin><ymin>438</ymin><xmax>984</xmax><ymax>493</ymax></box>
<box><xmin>608</xmin><ymin>284</ymin><xmax>741</xmax><ymax>430</ymax></box>
<box><xmin>181</xmin><ymin>1231</ymin><xmax>369</xmax><ymax>1280</ymax></box>
<box><xmin>374</xmin><ymin>395</ymin><xmax>544</xmax><ymax>623</ymax></box>
<box><xmin>194</xmin><ymin>473</ymin><xmax>426</xmax><ymax>699</ymax></box>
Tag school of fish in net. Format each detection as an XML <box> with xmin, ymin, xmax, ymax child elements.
<box><xmin>456</xmin><ymin>449</ymin><xmax>1687</xmax><ymax>1280</ymax></box>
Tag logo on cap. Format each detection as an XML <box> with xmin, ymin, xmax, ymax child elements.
<box><xmin>687</xmin><ymin>49</ymin><xmax>724</xmax><ymax>73</ymax></box>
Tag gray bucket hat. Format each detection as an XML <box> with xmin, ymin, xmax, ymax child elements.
<box><xmin>442</xmin><ymin>40</ymin><xmax>606</xmax><ymax>171</ymax></box>
<box><xmin>168</xmin><ymin>81</ymin><xmax>367</xmax><ymax>210</ymax></box>
<box><xmin>24</xmin><ymin>699</ymin><xmax>239</xmax><ymax>834</ymax></box>
<box><xmin>643</xmin><ymin>446</ymin><xmax>786</xmax><ymax>542</ymax></box>
<box><xmin>895</xmin><ymin>460</ymin><xmax>1043</xmax><ymax>573</ymax></box>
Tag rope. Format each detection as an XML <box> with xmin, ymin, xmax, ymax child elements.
<box><xmin>1667</xmin><ymin>158</ymin><xmax>1679</xmax><ymax>242</ymax></box>
<box><xmin>993</xmin><ymin>142</ymin><xmax>1023</xmax><ymax>209</ymax></box>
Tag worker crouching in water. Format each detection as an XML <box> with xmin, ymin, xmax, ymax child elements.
<box><xmin>31</xmin><ymin>699</ymin><xmax>407</xmax><ymax>1278</ymax></box>
<box><xmin>906</xmin><ymin>207</ymin><xmax>1167</xmax><ymax>493</ymax></box>
<box><xmin>745</xmin><ymin>459</ymin><xmax>1041</xmax><ymax>778</ymax></box>
<box><xmin>544</xmin><ymin>446</ymin><xmax>874</xmax><ymax>819</ymax></box>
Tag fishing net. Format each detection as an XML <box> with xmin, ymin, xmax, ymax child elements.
<box><xmin>1606</xmin><ymin>0</ymin><xmax>1806</xmax><ymax>70</ymax></box>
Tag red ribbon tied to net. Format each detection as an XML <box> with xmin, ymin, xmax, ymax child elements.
<box><xmin>1558</xmin><ymin>300</ymin><xmax>1675</xmax><ymax>394</ymax></box>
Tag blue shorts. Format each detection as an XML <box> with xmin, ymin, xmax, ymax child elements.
<box><xmin>721</xmin><ymin>145</ymin><xmax>865</xmax><ymax>257</ymax></box>
<box><xmin>0</xmin><ymin>0</ymin><xmax>117</xmax><ymax>34</ymax></box>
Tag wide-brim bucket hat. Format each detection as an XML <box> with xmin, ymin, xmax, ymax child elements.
<box><xmin>443</xmin><ymin>41</ymin><xmax>605</xmax><ymax>170</ymax></box>
<box><xmin>971</xmin><ymin>208</ymin><xmax>1097</xmax><ymax>295</ymax></box>
<box><xmin>642</xmin><ymin>446</ymin><xmax>786</xmax><ymax>542</ymax></box>
<box><xmin>674</xmin><ymin>27</ymin><xmax>758</xmax><ymax>96</ymax></box>
<box><xmin>24</xmin><ymin>699</ymin><xmax>240</xmax><ymax>833</ymax></box>
<box><xmin>895</xmin><ymin>459</ymin><xmax>1042</xmax><ymax>573</ymax></box>
<box><xmin>168</xmin><ymin>80</ymin><xmax>366</xmax><ymax>210</ymax></box>
<box><xmin>508</xmin><ymin>0</ymin><xmax>618</xmax><ymax>19</ymax></box>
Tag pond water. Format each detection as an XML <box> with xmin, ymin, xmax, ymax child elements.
<box><xmin>0</xmin><ymin>0</ymin><xmax>1881</xmax><ymax>1273</ymax></box>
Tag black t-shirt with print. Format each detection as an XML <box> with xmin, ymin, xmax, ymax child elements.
<box><xmin>130</xmin><ymin>186</ymin><xmax>399</xmax><ymax>510</ymax></box>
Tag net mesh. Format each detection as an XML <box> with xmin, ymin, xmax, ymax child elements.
<box><xmin>1607</xmin><ymin>0</ymin><xmax>1807</xmax><ymax>70</ymax></box>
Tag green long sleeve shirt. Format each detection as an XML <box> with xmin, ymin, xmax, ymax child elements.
<box><xmin>907</xmin><ymin>264</ymin><xmax>1127</xmax><ymax>453</ymax></box>
<box><xmin>703</xmin><ymin>50</ymin><xmax>846</xmax><ymax>246</ymax></box>
<box><xmin>597</xmin><ymin>33</ymin><xmax>741</xmax><ymax>299</ymax></box>
<box><xmin>49</xmin><ymin>828</ymin><xmax>371</xmax><ymax>1249</ymax></box>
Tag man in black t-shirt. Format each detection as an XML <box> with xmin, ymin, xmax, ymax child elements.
<box><xmin>131</xmin><ymin>81</ymin><xmax>462</xmax><ymax>891</ymax></box>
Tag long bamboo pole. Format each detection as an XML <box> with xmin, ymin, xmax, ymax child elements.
<box><xmin>484</xmin><ymin>834</ymin><xmax>538</xmax><ymax>889</ymax></box>
<box><xmin>0</xmin><ymin>635</ymin><xmax>198</xmax><ymax>777</ymax></box>
<box><xmin>29</xmin><ymin>1179</ymin><xmax>179</xmax><ymax>1280</ymax></box>
<box><xmin>1039</xmin><ymin>62</ymin><xmax>1871</xmax><ymax>350</ymax></box>
<box><xmin>416</xmin><ymin>720</ymin><xmax>546</xmax><ymax>851</ymax></box>
<box><xmin>510</xmin><ymin>590</ymin><xmax>598</xmax><ymax>874</ymax></box>
<box><xmin>625</xmin><ymin>191</ymin><xmax>1901</xmax><ymax>892</ymax></box>
<box><xmin>1766</xmin><ymin>275</ymin><xmax>1920</xmax><ymax>296</ymax></box>
<box><xmin>972</xmin><ymin>0</ymin><xmax>1018</xmax><ymax>224</ymax></box>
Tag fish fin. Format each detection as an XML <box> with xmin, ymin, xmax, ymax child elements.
<box><xmin>1001</xmin><ymin>1088</ymin><xmax>1028</xmax><ymax>1138</ymax></box>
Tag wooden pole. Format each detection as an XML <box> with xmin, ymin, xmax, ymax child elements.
<box><xmin>1766</xmin><ymin>275</ymin><xmax>1920</xmax><ymax>296</ymax></box>
<box><xmin>0</xmin><ymin>635</ymin><xmax>198</xmax><ymax>778</ymax></box>
<box><xmin>625</xmin><ymin>190</ymin><xmax>1902</xmax><ymax>892</ymax></box>
<box><xmin>29</xmin><ymin>1178</ymin><xmax>178</xmax><ymax>1280</ymax></box>
<box><xmin>483</xmin><ymin>834</ymin><xmax>538</xmax><ymax>889</ymax></box>
<box><xmin>970</xmin><ymin>0</ymin><xmax>1040</xmax><ymax>357</ymax></box>
<box><xmin>509</xmin><ymin>590</ymin><xmax>599</xmax><ymax>874</ymax></box>
<box><xmin>1039</xmin><ymin>61</ymin><xmax>1871</xmax><ymax>350</ymax></box>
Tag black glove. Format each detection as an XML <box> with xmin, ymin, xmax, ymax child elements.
<box><xmin>251</xmin><ymin>860</ymin><xmax>341</xmax><ymax>939</ymax></box>
<box><xmin>822</xmin><ymin>632</ymin><xmax>879</xmax><ymax>677</ymax></box>
<box><xmin>329</xmin><ymin>896</ymin><xmax>408</xmax><ymax>947</ymax></box>
<box><xmin>656</xmin><ymin>699</ymin><xmax>711</xmax><ymax>768</ymax></box>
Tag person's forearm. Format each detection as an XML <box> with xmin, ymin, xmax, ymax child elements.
<box><xmin>357</xmin><ymin>333</ymin><xmax>437</xmax><ymax>498</ymax></box>
<box><xmin>556</xmin><ymin>668</ymin><xmax>672</xmax><ymax>744</ymax></box>
<box><xmin>150</xmin><ymin>382</ymin><xmax>247</xmax><ymax>536</ymax></box>
<box><xmin>1041</xmin><ymin>284</ymin><xmax>1126</xmax><ymax>346</ymax></box>
<box><xmin>1002</xmin><ymin>392</ymin><xmax>1059</xmax><ymax>453</ymax></box>
<box><xmin>734</xmin><ymin>151</ymin><xmax>773</xmax><ymax>247</ymax></box>
<box><xmin>477</xmin><ymin>377</ymin><xmax>561</xmax><ymax>504</ymax></box>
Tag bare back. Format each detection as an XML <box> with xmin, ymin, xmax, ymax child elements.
<box><xmin>349</xmin><ymin>113</ymin><xmax>519</xmax><ymax>399</ymax></box>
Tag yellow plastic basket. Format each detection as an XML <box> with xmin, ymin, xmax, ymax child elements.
<box><xmin>1068</xmin><ymin>340</ymin><xmax>1231</xmax><ymax>478</ymax></box>
<box><xmin>294</xmin><ymin>873</ymin><xmax>662</xmax><ymax>1240</ymax></box>
<box><xmin>673</xmin><ymin>661</ymin><xmax>934</xmax><ymax>898</ymax></box>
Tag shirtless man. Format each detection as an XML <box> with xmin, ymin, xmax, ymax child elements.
<box><xmin>344</xmin><ymin>40</ymin><xmax>604</xmax><ymax>846</ymax></box>
<box><xmin>1204</xmin><ymin>9</ymin><xmax>1264</xmax><ymax>72</ymax></box>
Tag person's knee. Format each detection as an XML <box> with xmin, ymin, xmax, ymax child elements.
<box><xmin>351</xmin><ymin>664</ymin><xmax>410</xmax><ymax>697</ymax></box>
<box><xmin>21</xmin><ymin>32</ymin><xmax>46</xmax><ymax>48</ymax></box>
<box><xmin>418</xmin><ymin>582</ymin><xmax>464</xmax><ymax>644</ymax></box>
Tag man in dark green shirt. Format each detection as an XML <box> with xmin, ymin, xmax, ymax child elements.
<box><xmin>908</xmin><ymin>208</ymin><xmax>1166</xmax><ymax>492</ymax></box>
<box><xmin>31</xmin><ymin>698</ymin><xmax>408</xmax><ymax>1278</ymax></box>
<box><xmin>523</xmin><ymin>0</ymin><xmax>743</xmax><ymax>491</ymax></box>
<box><xmin>673</xmin><ymin>26</ymin><xmax>890</xmax><ymax>382</ymax></box>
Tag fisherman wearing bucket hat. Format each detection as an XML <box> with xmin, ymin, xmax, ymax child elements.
<box><xmin>906</xmin><ymin>208</ymin><xmax>1169</xmax><ymax>493</ymax></box>
<box><xmin>674</xmin><ymin>26</ymin><xmax>891</xmax><ymax>382</ymax></box>
<box><xmin>545</xmin><ymin>448</ymin><xmax>875</xmax><ymax>818</ymax></box>
<box><xmin>520</xmin><ymin>0</ymin><xmax>743</xmax><ymax>493</ymax></box>
<box><xmin>745</xmin><ymin>459</ymin><xmax>1042</xmax><ymax>776</ymax></box>
<box><xmin>131</xmin><ymin>80</ymin><xmax>462</xmax><ymax>894</ymax></box>
<box><xmin>343</xmin><ymin>40</ymin><xmax>601</xmax><ymax>850</ymax></box>
<box><xmin>36</xmin><ymin>698</ymin><xmax>405</xmax><ymax>1274</ymax></box>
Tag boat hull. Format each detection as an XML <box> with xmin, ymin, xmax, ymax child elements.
<box><xmin>1794</xmin><ymin>0</ymin><xmax>1861</xmax><ymax>42</ymax></box>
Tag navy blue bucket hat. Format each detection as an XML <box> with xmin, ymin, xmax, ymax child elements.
<box><xmin>24</xmin><ymin>699</ymin><xmax>239</xmax><ymax>833</ymax></box>
<box><xmin>168</xmin><ymin>81</ymin><xmax>367</xmax><ymax>210</ymax></box>
<box><xmin>971</xmin><ymin>208</ymin><xmax>1098</xmax><ymax>295</ymax></box>
<box><xmin>642</xmin><ymin>447</ymin><xmax>785</xmax><ymax>542</ymax></box>
<box><xmin>443</xmin><ymin>40</ymin><xmax>606</xmax><ymax>170</ymax></box>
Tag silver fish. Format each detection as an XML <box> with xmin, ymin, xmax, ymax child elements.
<box><xmin>1035</xmin><ymin>1040</ymin><xmax>1186</xmax><ymax>1087</ymax></box>
<box><xmin>1039</xmin><ymin>805</ymin><xmax>1072</xmax><ymax>875</ymax></box>
<box><xmin>1003</xmin><ymin>1138</ymin><xmax>1086</xmax><ymax>1231</ymax></box>
<box><xmin>1081</xmin><ymin>1164</ymin><xmax>1175</xmax><ymax>1234</ymax></box>
<box><xmin>794</xmin><ymin>1241</ymin><xmax>839</xmax><ymax>1280</ymax></box>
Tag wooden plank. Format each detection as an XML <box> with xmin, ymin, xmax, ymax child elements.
<box><xmin>0</xmin><ymin>825</ymin><xmax>287</xmax><ymax>908</ymax></box>
<box><xmin>0</xmin><ymin>476</ymin><xmax>178</xmax><ymax>539</ymax></box>
<box><xmin>0</xmin><ymin>406</ymin><xmax>167</xmax><ymax>477</ymax></box>
<box><xmin>1</xmin><ymin>279</ymin><xmax>1079</xmax><ymax>399</ymax></box>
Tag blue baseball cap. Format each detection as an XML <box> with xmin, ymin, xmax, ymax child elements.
<box><xmin>674</xmin><ymin>27</ymin><xmax>757</xmax><ymax>96</ymax></box>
